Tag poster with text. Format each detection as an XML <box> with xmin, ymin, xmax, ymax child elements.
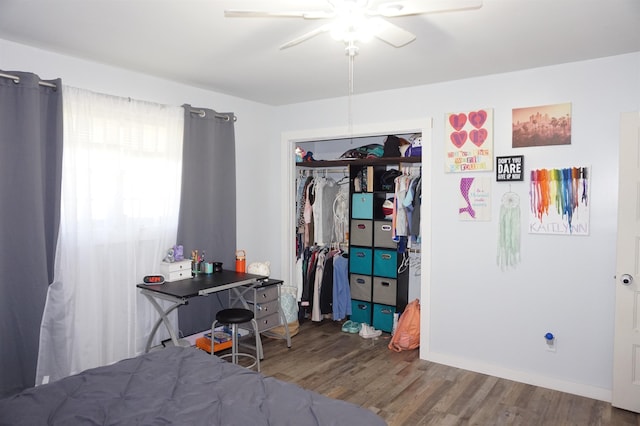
<box><xmin>445</xmin><ymin>108</ymin><xmax>493</xmax><ymax>173</ymax></box>
<box><xmin>496</xmin><ymin>155</ymin><xmax>524</xmax><ymax>181</ymax></box>
<box><xmin>529</xmin><ymin>166</ymin><xmax>590</xmax><ymax>235</ymax></box>
<box><xmin>459</xmin><ymin>176</ymin><xmax>491</xmax><ymax>221</ymax></box>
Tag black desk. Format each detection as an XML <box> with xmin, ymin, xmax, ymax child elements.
<box><xmin>137</xmin><ymin>270</ymin><xmax>267</xmax><ymax>353</ymax></box>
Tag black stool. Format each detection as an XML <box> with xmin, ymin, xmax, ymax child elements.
<box><xmin>211</xmin><ymin>308</ymin><xmax>261</xmax><ymax>372</ymax></box>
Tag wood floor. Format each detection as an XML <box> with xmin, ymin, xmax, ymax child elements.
<box><xmin>255</xmin><ymin>320</ymin><xmax>639</xmax><ymax>426</ymax></box>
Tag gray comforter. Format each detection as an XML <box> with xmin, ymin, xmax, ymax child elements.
<box><xmin>0</xmin><ymin>346</ymin><xmax>386</xmax><ymax>425</ymax></box>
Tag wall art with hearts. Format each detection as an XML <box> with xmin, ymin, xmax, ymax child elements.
<box><xmin>459</xmin><ymin>176</ymin><xmax>491</xmax><ymax>221</ymax></box>
<box><xmin>529</xmin><ymin>166</ymin><xmax>590</xmax><ymax>235</ymax></box>
<box><xmin>445</xmin><ymin>108</ymin><xmax>494</xmax><ymax>173</ymax></box>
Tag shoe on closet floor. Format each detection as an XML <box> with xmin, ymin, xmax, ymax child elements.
<box><xmin>359</xmin><ymin>323</ymin><xmax>382</xmax><ymax>339</ymax></box>
<box><xmin>341</xmin><ymin>320</ymin><xmax>361</xmax><ymax>334</ymax></box>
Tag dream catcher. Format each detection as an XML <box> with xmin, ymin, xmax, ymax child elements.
<box><xmin>497</xmin><ymin>190</ymin><xmax>520</xmax><ymax>270</ymax></box>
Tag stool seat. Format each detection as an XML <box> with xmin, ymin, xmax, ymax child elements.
<box><xmin>216</xmin><ymin>308</ymin><xmax>254</xmax><ymax>324</ymax></box>
<box><xmin>212</xmin><ymin>308</ymin><xmax>261</xmax><ymax>372</ymax></box>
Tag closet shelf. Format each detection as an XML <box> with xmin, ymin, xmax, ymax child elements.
<box><xmin>296</xmin><ymin>156</ymin><xmax>421</xmax><ymax>169</ymax></box>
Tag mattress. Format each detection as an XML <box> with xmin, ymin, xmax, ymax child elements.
<box><xmin>0</xmin><ymin>346</ymin><xmax>386</xmax><ymax>426</ymax></box>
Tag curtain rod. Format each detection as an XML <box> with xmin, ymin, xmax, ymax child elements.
<box><xmin>189</xmin><ymin>108</ymin><xmax>237</xmax><ymax>122</ymax></box>
<box><xmin>0</xmin><ymin>74</ymin><xmax>234</xmax><ymax>120</ymax></box>
<box><xmin>0</xmin><ymin>72</ymin><xmax>57</xmax><ymax>89</ymax></box>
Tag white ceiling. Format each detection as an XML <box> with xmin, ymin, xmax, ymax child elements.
<box><xmin>0</xmin><ymin>0</ymin><xmax>638</xmax><ymax>106</ymax></box>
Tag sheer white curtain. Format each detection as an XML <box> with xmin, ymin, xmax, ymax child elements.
<box><xmin>36</xmin><ymin>87</ymin><xmax>184</xmax><ymax>384</ymax></box>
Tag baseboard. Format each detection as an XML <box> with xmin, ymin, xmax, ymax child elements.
<box><xmin>425</xmin><ymin>351</ymin><xmax>612</xmax><ymax>403</ymax></box>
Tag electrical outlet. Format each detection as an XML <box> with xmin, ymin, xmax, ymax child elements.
<box><xmin>544</xmin><ymin>332</ymin><xmax>556</xmax><ymax>352</ymax></box>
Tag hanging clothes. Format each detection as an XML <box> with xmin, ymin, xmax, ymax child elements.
<box><xmin>332</xmin><ymin>253</ymin><xmax>351</xmax><ymax>321</ymax></box>
<box><xmin>296</xmin><ymin>175</ymin><xmax>313</xmax><ymax>259</ymax></box>
<box><xmin>332</xmin><ymin>184</ymin><xmax>349</xmax><ymax>245</ymax></box>
<box><xmin>312</xmin><ymin>176</ymin><xmax>339</xmax><ymax>246</ymax></box>
<box><xmin>294</xmin><ymin>168</ymin><xmax>351</xmax><ymax>323</ymax></box>
<box><xmin>311</xmin><ymin>248</ymin><xmax>327</xmax><ymax>322</ymax></box>
<box><xmin>410</xmin><ymin>176</ymin><xmax>422</xmax><ymax>243</ymax></box>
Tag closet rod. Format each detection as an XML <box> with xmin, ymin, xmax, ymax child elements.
<box><xmin>189</xmin><ymin>108</ymin><xmax>237</xmax><ymax>122</ymax></box>
<box><xmin>0</xmin><ymin>72</ymin><xmax>57</xmax><ymax>89</ymax></box>
<box><xmin>298</xmin><ymin>167</ymin><xmax>348</xmax><ymax>174</ymax></box>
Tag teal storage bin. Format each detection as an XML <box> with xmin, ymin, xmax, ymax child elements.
<box><xmin>351</xmin><ymin>193</ymin><xmax>373</xmax><ymax>219</ymax></box>
<box><xmin>351</xmin><ymin>300</ymin><xmax>371</xmax><ymax>324</ymax></box>
<box><xmin>349</xmin><ymin>247</ymin><xmax>372</xmax><ymax>275</ymax></box>
<box><xmin>373</xmin><ymin>249</ymin><xmax>397</xmax><ymax>278</ymax></box>
<box><xmin>373</xmin><ymin>303</ymin><xmax>396</xmax><ymax>333</ymax></box>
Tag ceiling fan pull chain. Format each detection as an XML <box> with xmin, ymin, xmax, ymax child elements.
<box><xmin>346</xmin><ymin>40</ymin><xmax>358</xmax><ymax>135</ymax></box>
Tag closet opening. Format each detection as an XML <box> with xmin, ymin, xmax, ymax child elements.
<box><xmin>280</xmin><ymin>118</ymin><xmax>432</xmax><ymax>359</ymax></box>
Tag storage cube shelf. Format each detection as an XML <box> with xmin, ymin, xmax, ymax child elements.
<box><xmin>347</xmin><ymin>161</ymin><xmax>415</xmax><ymax>333</ymax></box>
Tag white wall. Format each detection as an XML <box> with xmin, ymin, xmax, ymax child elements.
<box><xmin>4</xmin><ymin>37</ymin><xmax>640</xmax><ymax>400</ymax></box>
<box><xmin>0</xmin><ymin>39</ymin><xmax>281</xmax><ymax>274</ymax></box>
<box><xmin>276</xmin><ymin>53</ymin><xmax>640</xmax><ymax>400</ymax></box>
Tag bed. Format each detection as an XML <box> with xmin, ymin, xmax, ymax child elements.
<box><xmin>0</xmin><ymin>346</ymin><xmax>386</xmax><ymax>425</ymax></box>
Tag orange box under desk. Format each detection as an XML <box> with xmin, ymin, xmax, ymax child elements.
<box><xmin>196</xmin><ymin>336</ymin><xmax>232</xmax><ymax>354</ymax></box>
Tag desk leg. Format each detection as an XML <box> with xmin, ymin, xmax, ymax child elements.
<box><xmin>278</xmin><ymin>308</ymin><xmax>292</xmax><ymax>348</ymax></box>
<box><xmin>142</xmin><ymin>292</ymin><xmax>186</xmax><ymax>353</ymax></box>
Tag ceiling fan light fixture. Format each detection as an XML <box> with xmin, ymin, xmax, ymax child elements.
<box><xmin>330</xmin><ymin>15</ymin><xmax>380</xmax><ymax>43</ymax></box>
<box><xmin>226</xmin><ymin>0</ymin><xmax>483</xmax><ymax>50</ymax></box>
<box><xmin>377</xmin><ymin>3</ymin><xmax>405</xmax><ymax>17</ymax></box>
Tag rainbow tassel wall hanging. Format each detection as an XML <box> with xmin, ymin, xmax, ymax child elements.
<box><xmin>529</xmin><ymin>166</ymin><xmax>590</xmax><ymax>235</ymax></box>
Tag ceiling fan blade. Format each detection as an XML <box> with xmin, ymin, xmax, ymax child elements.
<box><xmin>372</xmin><ymin>18</ymin><xmax>416</xmax><ymax>47</ymax></box>
<box><xmin>279</xmin><ymin>24</ymin><xmax>333</xmax><ymax>50</ymax></box>
<box><xmin>373</xmin><ymin>0</ymin><xmax>482</xmax><ymax>17</ymax></box>
<box><xmin>224</xmin><ymin>10</ymin><xmax>334</xmax><ymax>19</ymax></box>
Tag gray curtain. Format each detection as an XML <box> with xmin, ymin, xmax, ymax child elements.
<box><xmin>177</xmin><ymin>105</ymin><xmax>236</xmax><ymax>336</ymax></box>
<box><xmin>0</xmin><ymin>71</ymin><xmax>63</xmax><ymax>397</ymax></box>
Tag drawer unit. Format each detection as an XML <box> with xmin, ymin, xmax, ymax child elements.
<box><xmin>372</xmin><ymin>277</ymin><xmax>397</xmax><ymax>306</ymax></box>
<box><xmin>243</xmin><ymin>285</ymin><xmax>279</xmax><ymax>304</ymax></box>
<box><xmin>350</xmin><ymin>219</ymin><xmax>373</xmax><ymax>246</ymax></box>
<box><xmin>373</xmin><ymin>220</ymin><xmax>396</xmax><ymax>249</ymax></box>
<box><xmin>159</xmin><ymin>260</ymin><xmax>192</xmax><ymax>282</ymax></box>
<box><xmin>231</xmin><ymin>284</ymin><xmax>278</xmax><ymax>320</ymax></box>
<box><xmin>254</xmin><ymin>312</ymin><xmax>281</xmax><ymax>332</ymax></box>
<box><xmin>351</xmin><ymin>193</ymin><xmax>373</xmax><ymax>219</ymax></box>
<box><xmin>252</xmin><ymin>299</ymin><xmax>280</xmax><ymax>318</ymax></box>
<box><xmin>349</xmin><ymin>247</ymin><xmax>372</xmax><ymax>275</ymax></box>
<box><xmin>372</xmin><ymin>303</ymin><xmax>396</xmax><ymax>333</ymax></box>
<box><xmin>349</xmin><ymin>274</ymin><xmax>372</xmax><ymax>301</ymax></box>
<box><xmin>350</xmin><ymin>300</ymin><xmax>372</xmax><ymax>325</ymax></box>
<box><xmin>373</xmin><ymin>249</ymin><xmax>398</xmax><ymax>278</ymax></box>
<box><xmin>230</xmin><ymin>280</ymin><xmax>289</xmax><ymax>342</ymax></box>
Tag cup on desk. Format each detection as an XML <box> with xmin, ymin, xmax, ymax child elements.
<box><xmin>201</xmin><ymin>262</ymin><xmax>213</xmax><ymax>274</ymax></box>
<box><xmin>213</xmin><ymin>262</ymin><xmax>223</xmax><ymax>273</ymax></box>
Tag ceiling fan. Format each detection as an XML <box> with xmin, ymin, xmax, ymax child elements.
<box><xmin>224</xmin><ymin>0</ymin><xmax>483</xmax><ymax>53</ymax></box>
